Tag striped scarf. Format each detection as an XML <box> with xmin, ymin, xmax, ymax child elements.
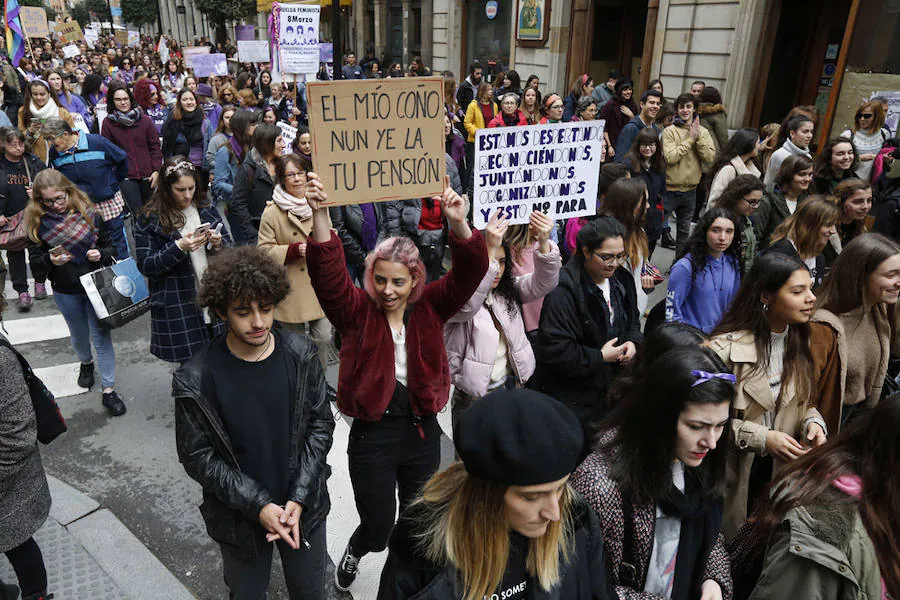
<box><xmin>38</xmin><ymin>208</ymin><xmax>99</xmax><ymax>265</ymax></box>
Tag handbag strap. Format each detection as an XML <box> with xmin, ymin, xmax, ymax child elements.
<box><xmin>619</xmin><ymin>495</ymin><xmax>644</xmax><ymax>589</ymax></box>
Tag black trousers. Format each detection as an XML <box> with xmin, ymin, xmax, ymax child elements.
<box><xmin>219</xmin><ymin>522</ymin><xmax>327</xmax><ymax>600</ymax></box>
<box><xmin>7</xmin><ymin>247</ymin><xmax>48</xmax><ymax>294</ymax></box>
<box><xmin>347</xmin><ymin>414</ymin><xmax>441</xmax><ymax>556</ymax></box>
<box><xmin>4</xmin><ymin>537</ymin><xmax>46</xmax><ymax>597</ymax></box>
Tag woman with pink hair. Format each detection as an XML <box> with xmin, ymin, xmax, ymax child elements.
<box><xmin>306</xmin><ymin>173</ymin><xmax>488</xmax><ymax>592</ymax></box>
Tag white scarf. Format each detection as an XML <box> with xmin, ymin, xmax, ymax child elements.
<box><xmin>179</xmin><ymin>204</ymin><xmax>211</xmax><ymax>323</ymax></box>
<box><xmin>30</xmin><ymin>99</ymin><xmax>59</xmax><ymax>122</ymax></box>
<box><xmin>271</xmin><ymin>184</ymin><xmax>312</xmax><ymax>219</ymax></box>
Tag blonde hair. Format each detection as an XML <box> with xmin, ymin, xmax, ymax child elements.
<box><xmin>416</xmin><ymin>462</ymin><xmax>575</xmax><ymax>600</ymax></box>
<box><xmin>770</xmin><ymin>196</ymin><xmax>840</xmax><ymax>259</ymax></box>
<box><xmin>26</xmin><ymin>169</ymin><xmax>97</xmax><ymax>243</ymax></box>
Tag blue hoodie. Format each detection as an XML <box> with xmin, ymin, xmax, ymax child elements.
<box><xmin>665</xmin><ymin>252</ymin><xmax>740</xmax><ymax>334</ymax></box>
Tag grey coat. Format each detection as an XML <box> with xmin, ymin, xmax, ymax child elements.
<box><xmin>0</xmin><ymin>345</ymin><xmax>50</xmax><ymax>551</ymax></box>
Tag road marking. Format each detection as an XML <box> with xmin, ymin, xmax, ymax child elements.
<box><xmin>5</xmin><ymin>314</ymin><xmax>71</xmax><ymax>345</ymax></box>
<box><xmin>33</xmin><ymin>361</ymin><xmax>87</xmax><ymax>399</ymax></box>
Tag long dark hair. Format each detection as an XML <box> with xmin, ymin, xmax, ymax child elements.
<box><xmin>754</xmin><ymin>395</ymin><xmax>900</xmax><ymax>596</ymax></box>
<box><xmin>599</xmin><ymin>178</ymin><xmax>649</xmax><ymax>263</ymax></box>
<box><xmin>623</xmin><ymin>127</ymin><xmax>664</xmax><ymax>174</ymax></box>
<box><xmin>604</xmin><ymin>346</ymin><xmax>735</xmax><ymax>505</ymax></box>
<box><xmin>603</xmin><ymin>322</ymin><xmax>706</xmax><ymax>412</ymax></box>
<box><xmin>678</xmin><ymin>207</ymin><xmax>743</xmax><ymax>282</ymax></box>
<box><xmin>141</xmin><ymin>156</ymin><xmax>208</xmax><ymax>234</ymax></box>
<box><xmin>492</xmin><ymin>242</ymin><xmax>520</xmax><ymax>318</ymax></box>
<box><xmin>710</xmin><ymin>252</ymin><xmax>814</xmax><ymax>404</ymax></box>
<box><xmin>228</xmin><ymin>109</ymin><xmax>256</xmax><ymax>162</ymax></box>
<box><xmin>710</xmin><ymin>127</ymin><xmax>758</xmax><ymax>176</ymax></box>
<box><xmin>814</xmin><ymin>137</ymin><xmax>859</xmax><ymax>184</ymax></box>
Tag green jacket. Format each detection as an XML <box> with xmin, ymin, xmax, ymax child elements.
<box><xmin>749</xmin><ymin>494</ymin><xmax>883</xmax><ymax>600</ymax></box>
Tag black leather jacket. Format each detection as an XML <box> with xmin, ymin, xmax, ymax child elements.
<box><xmin>172</xmin><ymin>330</ymin><xmax>334</xmax><ymax>559</ymax></box>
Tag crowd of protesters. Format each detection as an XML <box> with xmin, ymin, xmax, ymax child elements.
<box><xmin>1</xmin><ymin>32</ymin><xmax>900</xmax><ymax>600</ymax></box>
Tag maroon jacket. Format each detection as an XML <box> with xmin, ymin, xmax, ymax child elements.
<box><xmin>100</xmin><ymin>112</ymin><xmax>163</xmax><ymax>180</ymax></box>
<box><xmin>307</xmin><ymin>229</ymin><xmax>488</xmax><ymax>421</ymax></box>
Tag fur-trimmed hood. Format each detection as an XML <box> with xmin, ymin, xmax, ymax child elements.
<box><xmin>697</xmin><ymin>103</ymin><xmax>726</xmax><ymax>116</ymax></box>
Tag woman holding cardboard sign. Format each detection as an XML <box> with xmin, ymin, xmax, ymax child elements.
<box><xmin>305</xmin><ymin>171</ymin><xmax>489</xmax><ymax>592</ymax></box>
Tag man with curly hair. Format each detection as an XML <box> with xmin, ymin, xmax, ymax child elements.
<box><xmin>172</xmin><ymin>245</ymin><xmax>335</xmax><ymax>599</ymax></box>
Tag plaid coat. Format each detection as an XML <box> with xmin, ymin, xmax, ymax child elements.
<box><xmin>134</xmin><ymin>207</ymin><xmax>230</xmax><ymax>363</ymax></box>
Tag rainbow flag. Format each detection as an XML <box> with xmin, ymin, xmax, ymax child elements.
<box><xmin>4</xmin><ymin>0</ymin><xmax>25</xmax><ymax>67</ymax></box>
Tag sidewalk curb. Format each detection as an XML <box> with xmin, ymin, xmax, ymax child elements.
<box><xmin>47</xmin><ymin>476</ymin><xmax>196</xmax><ymax>600</ymax></box>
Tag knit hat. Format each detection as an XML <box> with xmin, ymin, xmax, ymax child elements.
<box><xmin>196</xmin><ymin>83</ymin><xmax>213</xmax><ymax>98</ymax></box>
<box><xmin>615</xmin><ymin>78</ymin><xmax>634</xmax><ymax>94</ymax></box>
<box><xmin>455</xmin><ymin>389</ymin><xmax>584</xmax><ymax>486</ymax></box>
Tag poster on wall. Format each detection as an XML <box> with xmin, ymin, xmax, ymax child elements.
<box><xmin>516</xmin><ymin>0</ymin><xmax>550</xmax><ymax>45</ymax></box>
<box><xmin>872</xmin><ymin>91</ymin><xmax>900</xmax><ymax>135</ymax></box>
<box><xmin>277</xmin><ymin>3</ymin><xmax>320</xmax><ymax>74</ymax></box>
<box><xmin>472</xmin><ymin>120</ymin><xmax>605</xmax><ymax>228</ymax></box>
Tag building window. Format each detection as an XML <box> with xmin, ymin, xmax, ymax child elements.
<box><xmin>466</xmin><ymin>0</ymin><xmax>511</xmax><ymax>80</ymax></box>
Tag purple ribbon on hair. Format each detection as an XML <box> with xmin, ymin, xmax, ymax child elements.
<box><xmin>690</xmin><ymin>370</ymin><xmax>736</xmax><ymax>388</ymax></box>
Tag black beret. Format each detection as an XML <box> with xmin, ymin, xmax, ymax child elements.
<box><xmin>455</xmin><ymin>389</ymin><xmax>584</xmax><ymax>486</ymax></box>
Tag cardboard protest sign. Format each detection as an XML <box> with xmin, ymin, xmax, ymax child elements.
<box><xmin>472</xmin><ymin>120</ymin><xmax>605</xmax><ymax>228</ymax></box>
<box><xmin>278</xmin><ymin>3</ymin><xmax>320</xmax><ymax>74</ymax></box>
<box><xmin>307</xmin><ymin>77</ymin><xmax>446</xmax><ymax>206</ymax></box>
<box><xmin>237</xmin><ymin>40</ymin><xmax>269</xmax><ymax>63</ymax></box>
<box><xmin>62</xmin><ymin>43</ymin><xmax>81</xmax><ymax>58</ymax></box>
<box><xmin>20</xmin><ymin>7</ymin><xmax>49</xmax><ymax>38</ymax></box>
<box><xmin>54</xmin><ymin>21</ymin><xmax>84</xmax><ymax>44</ymax></box>
<box><xmin>191</xmin><ymin>53</ymin><xmax>228</xmax><ymax>77</ymax></box>
<box><xmin>115</xmin><ymin>30</ymin><xmax>128</xmax><ymax>46</ymax></box>
<box><xmin>182</xmin><ymin>46</ymin><xmax>210</xmax><ymax>69</ymax></box>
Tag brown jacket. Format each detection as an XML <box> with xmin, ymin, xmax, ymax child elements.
<box><xmin>257</xmin><ymin>202</ymin><xmax>326</xmax><ymax>324</ymax></box>
<box><xmin>708</xmin><ymin>324</ymin><xmax>840</xmax><ymax>539</ymax></box>
<box><xmin>18</xmin><ymin>106</ymin><xmax>75</xmax><ymax>165</ymax></box>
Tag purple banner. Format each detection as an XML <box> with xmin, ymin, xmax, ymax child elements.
<box><xmin>235</xmin><ymin>24</ymin><xmax>255</xmax><ymax>41</ymax></box>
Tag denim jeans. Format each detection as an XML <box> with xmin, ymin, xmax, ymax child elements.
<box><xmin>664</xmin><ymin>188</ymin><xmax>697</xmax><ymax>256</ymax></box>
<box><xmin>105</xmin><ymin>215</ymin><xmax>130</xmax><ymax>260</ymax></box>
<box><xmin>54</xmin><ymin>291</ymin><xmax>116</xmax><ymax>389</ymax></box>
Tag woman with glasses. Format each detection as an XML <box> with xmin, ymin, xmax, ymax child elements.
<box><xmin>716</xmin><ymin>175</ymin><xmax>765</xmax><ymax>272</ymax></box>
<box><xmin>539</xmin><ymin>93</ymin><xmax>564</xmax><ymax>125</ymax></box>
<box><xmin>134</xmin><ymin>77</ymin><xmax>168</xmax><ymax>136</ymax></box>
<box><xmin>217</xmin><ymin>84</ymin><xmax>238</xmax><ymax>107</ymax></box>
<box><xmin>533</xmin><ymin>216</ymin><xmax>643</xmax><ymax>437</ymax></box>
<box><xmin>23</xmin><ymin>169</ymin><xmax>125</xmax><ymax>416</ymax></box>
<box><xmin>841</xmin><ymin>101</ymin><xmax>888</xmax><ymax>182</ymax></box>
<box><xmin>621</xmin><ymin>128</ymin><xmax>666</xmax><ymax>257</ymax></box>
<box><xmin>257</xmin><ymin>154</ymin><xmax>332</xmax><ymax>367</ymax></box>
<box><xmin>666</xmin><ymin>207</ymin><xmax>743</xmax><ymax>334</ymax></box>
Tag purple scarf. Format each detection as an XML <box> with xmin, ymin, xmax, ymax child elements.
<box><xmin>229</xmin><ymin>136</ymin><xmax>244</xmax><ymax>162</ymax></box>
<box><xmin>361</xmin><ymin>203</ymin><xmax>378</xmax><ymax>251</ymax></box>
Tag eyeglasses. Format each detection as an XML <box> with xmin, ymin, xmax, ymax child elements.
<box><xmin>40</xmin><ymin>193</ymin><xmax>67</xmax><ymax>208</ymax></box>
<box><xmin>639</xmin><ymin>142</ymin><xmax>657</xmax><ymax>149</ymax></box>
<box><xmin>592</xmin><ymin>251</ymin><xmax>628</xmax><ymax>264</ymax></box>
<box><xmin>859</xmin><ymin>113</ymin><xmax>874</xmax><ymax>119</ymax></box>
<box><xmin>743</xmin><ymin>197</ymin><xmax>762</xmax><ymax>207</ymax></box>
<box><xmin>282</xmin><ymin>171</ymin><xmax>307</xmax><ymax>181</ymax></box>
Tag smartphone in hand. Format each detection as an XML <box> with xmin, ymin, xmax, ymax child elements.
<box><xmin>49</xmin><ymin>245</ymin><xmax>67</xmax><ymax>257</ymax></box>
<box><xmin>193</xmin><ymin>222</ymin><xmax>211</xmax><ymax>237</ymax></box>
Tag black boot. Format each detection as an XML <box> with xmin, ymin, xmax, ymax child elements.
<box><xmin>660</xmin><ymin>227</ymin><xmax>676</xmax><ymax>250</ymax></box>
<box><xmin>78</xmin><ymin>362</ymin><xmax>95</xmax><ymax>389</ymax></box>
<box><xmin>102</xmin><ymin>390</ymin><xmax>126</xmax><ymax>417</ymax></box>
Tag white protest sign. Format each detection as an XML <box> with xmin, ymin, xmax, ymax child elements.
<box><xmin>93</xmin><ymin>103</ymin><xmax>108</xmax><ymax>133</ymax></box>
<box><xmin>278</xmin><ymin>3</ymin><xmax>320</xmax><ymax>74</ymax></box>
<box><xmin>183</xmin><ymin>46</ymin><xmax>210</xmax><ymax>69</ymax></box>
<box><xmin>237</xmin><ymin>40</ymin><xmax>270</xmax><ymax>63</ymax></box>
<box><xmin>71</xmin><ymin>112</ymin><xmax>89</xmax><ymax>134</ymax></box>
<box><xmin>872</xmin><ymin>91</ymin><xmax>900</xmax><ymax>135</ymax></box>
<box><xmin>127</xmin><ymin>30</ymin><xmax>139</xmax><ymax>46</ymax></box>
<box><xmin>472</xmin><ymin>120</ymin><xmax>605</xmax><ymax>228</ymax></box>
<box><xmin>62</xmin><ymin>44</ymin><xmax>81</xmax><ymax>58</ymax></box>
<box><xmin>276</xmin><ymin>120</ymin><xmax>297</xmax><ymax>149</ymax></box>
<box><xmin>84</xmin><ymin>27</ymin><xmax>99</xmax><ymax>48</ymax></box>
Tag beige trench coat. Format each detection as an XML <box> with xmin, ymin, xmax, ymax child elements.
<box><xmin>257</xmin><ymin>202</ymin><xmax>326</xmax><ymax>324</ymax></box>
<box><xmin>708</xmin><ymin>330</ymin><xmax>824</xmax><ymax>540</ymax></box>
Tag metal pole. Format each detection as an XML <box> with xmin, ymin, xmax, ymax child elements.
<box><xmin>156</xmin><ymin>0</ymin><xmax>163</xmax><ymax>36</ymax></box>
<box><xmin>332</xmin><ymin>0</ymin><xmax>341</xmax><ymax>79</ymax></box>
